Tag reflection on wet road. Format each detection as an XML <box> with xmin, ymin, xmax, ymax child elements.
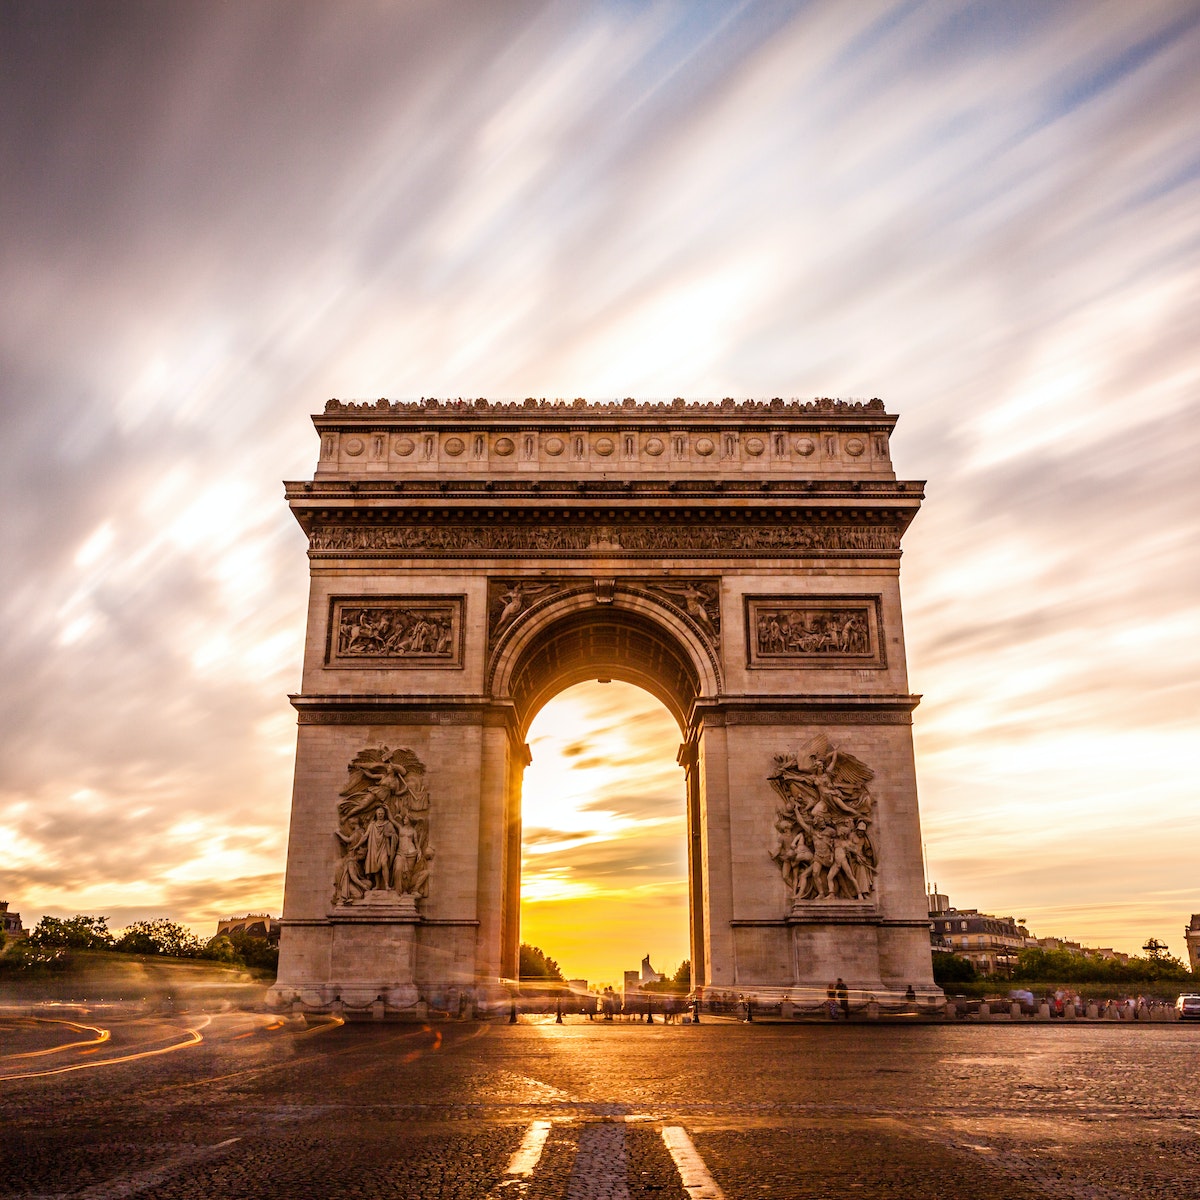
<box><xmin>1</xmin><ymin>1011</ymin><xmax>1197</xmax><ymax>1198</ymax></box>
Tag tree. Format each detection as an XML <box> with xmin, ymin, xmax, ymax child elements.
<box><xmin>115</xmin><ymin>919</ymin><xmax>203</xmax><ymax>958</ymax></box>
<box><xmin>29</xmin><ymin>915</ymin><xmax>114</xmax><ymax>951</ymax></box>
<box><xmin>518</xmin><ymin>942</ymin><xmax>564</xmax><ymax>981</ymax></box>
<box><xmin>932</xmin><ymin>951</ymin><xmax>976</xmax><ymax>985</ymax></box>
<box><xmin>203</xmin><ymin>931</ymin><xmax>279</xmax><ymax>970</ymax></box>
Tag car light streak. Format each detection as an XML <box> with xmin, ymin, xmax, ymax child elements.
<box><xmin>3</xmin><ymin>1018</ymin><xmax>110</xmax><ymax>1060</ymax></box>
<box><xmin>0</xmin><ymin>1026</ymin><xmax>203</xmax><ymax>1081</ymax></box>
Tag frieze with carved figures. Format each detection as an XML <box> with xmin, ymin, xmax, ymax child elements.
<box><xmin>326</xmin><ymin>597</ymin><xmax>464</xmax><ymax>668</ymax></box>
<box><xmin>310</xmin><ymin>523</ymin><xmax>900</xmax><ymax>556</ymax></box>
<box><xmin>744</xmin><ymin>596</ymin><xmax>884</xmax><ymax>669</ymax></box>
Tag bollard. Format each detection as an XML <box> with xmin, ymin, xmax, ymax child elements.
<box><xmin>781</xmin><ymin>1000</ymin><xmax>794</xmax><ymax>1020</ymax></box>
<box><xmin>555</xmin><ymin>997</ymin><xmax>563</xmax><ymax>1024</ymax></box>
<box><xmin>1010</xmin><ymin>1002</ymin><xmax>1022</xmax><ymax>1019</ymax></box>
<box><xmin>509</xmin><ymin>998</ymin><xmax>518</xmax><ymax>1024</ymax></box>
<box><xmin>1086</xmin><ymin>1002</ymin><xmax>1098</xmax><ymax>1019</ymax></box>
<box><xmin>944</xmin><ymin>1000</ymin><xmax>957</xmax><ymax>1021</ymax></box>
<box><xmin>867</xmin><ymin>999</ymin><xmax>880</xmax><ymax>1020</ymax></box>
<box><xmin>371</xmin><ymin>997</ymin><xmax>385</xmax><ymax>1021</ymax></box>
<box><xmin>978</xmin><ymin>1001</ymin><xmax>989</xmax><ymax>1019</ymax></box>
<box><xmin>1064</xmin><ymin>1003</ymin><xmax>1076</xmax><ymax>1021</ymax></box>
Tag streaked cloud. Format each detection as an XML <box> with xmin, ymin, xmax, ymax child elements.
<box><xmin>2</xmin><ymin>1</ymin><xmax>1197</xmax><ymax>975</ymax></box>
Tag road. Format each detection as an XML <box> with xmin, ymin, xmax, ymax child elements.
<box><xmin>2</xmin><ymin>1009</ymin><xmax>1198</xmax><ymax>1199</ymax></box>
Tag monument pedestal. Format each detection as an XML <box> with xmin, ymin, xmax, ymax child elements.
<box><xmin>269</xmin><ymin>907</ymin><xmax>423</xmax><ymax>1017</ymax></box>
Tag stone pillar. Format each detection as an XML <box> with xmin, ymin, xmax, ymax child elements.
<box><xmin>679</xmin><ymin>740</ymin><xmax>708</xmax><ymax>988</ymax></box>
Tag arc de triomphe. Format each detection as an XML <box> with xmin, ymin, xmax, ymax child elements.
<box><xmin>268</xmin><ymin>397</ymin><xmax>939</xmax><ymax>1013</ymax></box>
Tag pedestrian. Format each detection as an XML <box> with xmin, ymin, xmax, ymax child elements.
<box><xmin>836</xmin><ymin>977</ymin><xmax>849</xmax><ymax>1020</ymax></box>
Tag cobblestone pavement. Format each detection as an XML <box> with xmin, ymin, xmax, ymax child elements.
<box><xmin>2</xmin><ymin>1009</ymin><xmax>1198</xmax><ymax>1199</ymax></box>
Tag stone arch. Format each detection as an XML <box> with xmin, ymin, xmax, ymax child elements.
<box><xmin>271</xmin><ymin>396</ymin><xmax>941</xmax><ymax>1015</ymax></box>
<box><xmin>488</xmin><ymin>591</ymin><xmax>720</xmax><ymax>737</ymax></box>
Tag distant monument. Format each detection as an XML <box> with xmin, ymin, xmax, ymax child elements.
<box><xmin>269</xmin><ymin>396</ymin><xmax>939</xmax><ymax>1015</ymax></box>
<box><xmin>1186</xmin><ymin>915</ymin><xmax>1200</xmax><ymax>975</ymax></box>
<box><xmin>640</xmin><ymin>954</ymin><xmax>663</xmax><ymax>985</ymax></box>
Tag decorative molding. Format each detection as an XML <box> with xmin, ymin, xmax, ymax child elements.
<box><xmin>326</xmin><ymin>596</ymin><xmax>464</xmax><ymax>668</ymax></box>
<box><xmin>483</xmin><ymin>576</ymin><xmax>724</xmax><ymax>696</ymax></box>
<box><xmin>309</xmin><ymin>523</ymin><xmax>901</xmax><ymax>556</ymax></box>
<box><xmin>321</xmin><ymin>396</ymin><xmax>889</xmax><ymax>417</ymax></box>
<box><xmin>768</xmin><ymin>734</ymin><xmax>879</xmax><ymax>908</ymax></box>
<box><xmin>745</xmin><ymin>595</ymin><xmax>884</xmax><ymax>669</ymax></box>
<box><xmin>720</xmin><ymin>710</ymin><xmax>913</xmax><ymax>726</ymax></box>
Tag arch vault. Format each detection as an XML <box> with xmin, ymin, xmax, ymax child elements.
<box><xmin>270</xmin><ymin>397</ymin><xmax>939</xmax><ymax>1014</ymax></box>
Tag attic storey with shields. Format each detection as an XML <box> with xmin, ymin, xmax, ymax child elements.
<box><xmin>269</xmin><ymin>397</ymin><xmax>939</xmax><ymax>1015</ymax></box>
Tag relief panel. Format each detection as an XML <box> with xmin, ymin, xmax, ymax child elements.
<box><xmin>326</xmin><ymin>596</ymin><xmax>464</xmax><ymax>668</ymax></box>
<box><xmin>744</xmin><ymin>595</ymin><xmax>885</xmax><ymax>669</ymax></box>
<box><xmin>768</xmin><ymin>735</ymin><xmax>878</xmax><ymax>909</ymax></box>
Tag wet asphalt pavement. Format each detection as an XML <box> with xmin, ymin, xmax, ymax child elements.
<box><xmin>2</xmin><ymin>1009</ymin><xmax>1198</xmax><ymax>1199</ymax></box>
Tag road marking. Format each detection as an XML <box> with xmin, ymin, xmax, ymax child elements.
<box><xmin>508</xmin><ymin>1120</ymin><xmax>553</xmax><ymax>1175</ymax></box>
<box><xmin>662</xmin><ymin>1126</ymin><xmax>726</xmax><ymax>1200</ymax></box>
<box><xmin>567</xmin><ymin>1123</ymin><xmax>629</xmax><ymax>1200</ymax></box>
<box><xmin>34</xmin><ymin>1137</ymin><xmax>241</xmax><ymax>1200</ymax></box>
<box><xmin>488</xmin><ymin>1119</ymin><xmax>553</xmax><ymax>1195</ymax></box>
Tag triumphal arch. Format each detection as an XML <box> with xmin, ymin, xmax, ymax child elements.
<box><xmin>268</xmin><ymin>396</ymin><xmax>938</xmax><ymax>1014</ymax></box>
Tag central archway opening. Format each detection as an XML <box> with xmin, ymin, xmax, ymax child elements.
<box><xmin>518</xmin><ymin>680</ymin><xmax>689</xmax><ymax>993</ymax></box>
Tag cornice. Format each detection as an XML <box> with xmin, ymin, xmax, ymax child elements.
<box><xmin>286</xmin><ymin>478</ymin><xmax>924</xmax><ymax>502</ymax></box>
<box><xmin>316</xmin><ymin>396</ymin><xmax>893</xmax><ymax>422</ymax></box>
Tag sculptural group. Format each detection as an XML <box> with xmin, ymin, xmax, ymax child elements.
<box><xmin>331</xmin><ymin>746</ymin><xmax>433</xmax><ymax>907</ymax></box>
<box><xmin>769</xmin><ymin>736</ymin><xmax>878</xmax><ymax>904</ymax></box>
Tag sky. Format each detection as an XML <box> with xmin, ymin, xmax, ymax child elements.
<box><xmin>2</xmin><ymin>1</ymin><xmax>1198</xmax><ymax>986</ymax></box>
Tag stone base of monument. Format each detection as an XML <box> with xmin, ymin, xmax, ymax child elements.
<box><xmin>269</xmin><ymin>912</ymin><xmax>431</xmax><ymax>1019</ymax></box>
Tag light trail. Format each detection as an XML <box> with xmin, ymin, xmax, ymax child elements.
<box><xmin>2</xmin><ymin>1018</ymin><xmax>110</xmax><ymax>1060</ymax></box>
<box><xmin>0</xmin><ymin>1023</ymin><xmax>204</xmax><ymax>1081</ymax></box>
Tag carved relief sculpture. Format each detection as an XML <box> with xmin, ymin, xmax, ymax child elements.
<box><xmin>310</xmin><ymin>523</ymin><xmax>901</xmax><ymax>555</ymax></box>
<box><xmin>327</xmin><ymin>598</ymin><xmax>463</xmax><ymax>667</ymax></box>
<box><xmin>745</xmin><ymin>597</ymin><xmax>884</xmax><ymax>668</ymax></box>
<box><xmin>757</xmin><ymin>607</ymin><xmax>867</xmax><ymax>655</ymax></box>
<box><xmin>644</xmin><ymin>580</ymin><xmax>721</xmax><ymax>644</ymax></box>
<box><xmin>331</xmin><ymin>746</ymin><xmax>433</xmax><ymax>910</ymax></box>
<box><xmin>487</xmin><ymin>580</ymin><xmax>568</xmax><ymax>645</ymax></box>
<box><xmin>768</xmin><ymin>736</ymin><xmax>878</xmax><ymax>905</ymax></box>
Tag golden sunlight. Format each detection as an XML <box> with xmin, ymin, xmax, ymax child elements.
<box><xmin>518</xmin><ymin>681</ymin><xmax>690</xmax><ymax>988</ymax></box>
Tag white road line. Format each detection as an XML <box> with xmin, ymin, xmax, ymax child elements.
<box><xmin>507</xmin><ymin>1119</ymin><xmax>553</xmax><ymax>1175</ymax></box>
<box><xmin>662</xmin><ymin>1126</ymin><xmax>726</xmax><ymax>1200</ymax></box>
<box><xmin>488</xmin><ymin>1119</ymin><xmax>554</xmax><ymax>1195</ymax></box>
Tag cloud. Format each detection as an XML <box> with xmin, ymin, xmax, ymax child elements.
<box><xmin>2</xmin><ymin>1</ymin><xmax>1198</xmax><ymax>972</ymax></box>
